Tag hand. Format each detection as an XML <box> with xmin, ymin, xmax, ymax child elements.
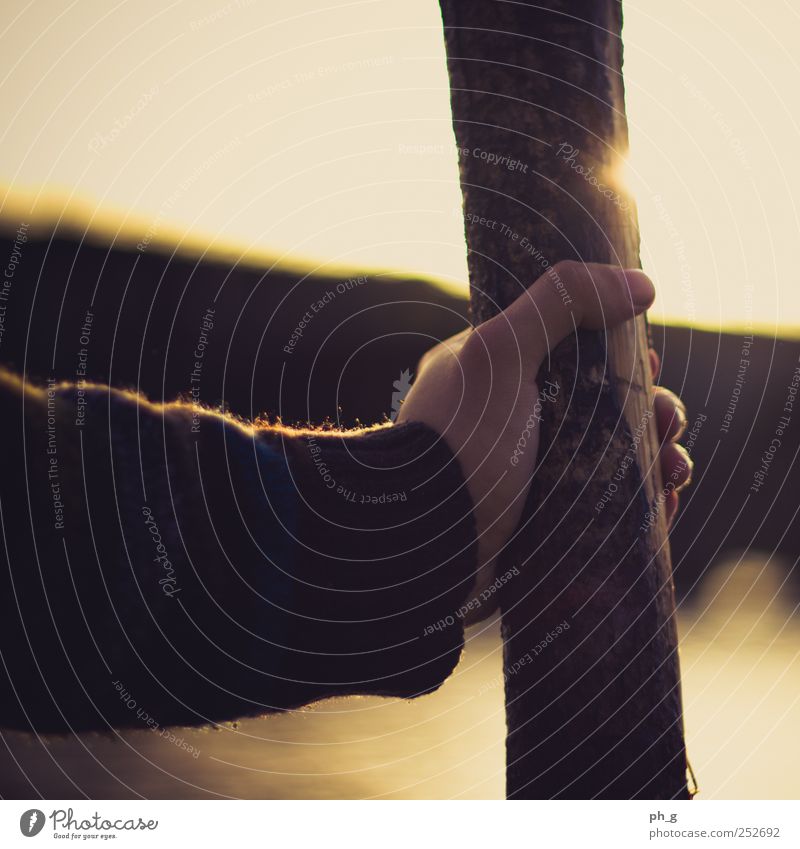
<box><xmin>397</xmin><ymin>261</ymin><xmax>693</xmax><ymax>609</ymax></box>
<box><xmin>651</xmin><ymin>350</ymin><xmax>692</xmax><ymax>527</ymax></box>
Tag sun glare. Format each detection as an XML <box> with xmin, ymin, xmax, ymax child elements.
<box><xmin>1</xmin><ymin>0</ymin><xmax>797</xmax><ymax>333</ymax></box>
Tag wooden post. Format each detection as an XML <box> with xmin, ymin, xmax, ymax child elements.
<box><xmin>438</xmin><ymin>0</ymin><xmax>691</xmax><ymax>798</ymax></box>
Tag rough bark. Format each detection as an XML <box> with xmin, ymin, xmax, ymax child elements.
<box><xmin>438</xmin><ymin>0</ymin><xmax>690</xmax><ymax>798</ymax></box>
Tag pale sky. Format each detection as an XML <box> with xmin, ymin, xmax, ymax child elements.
<box><xmin>1</xmin><ymin>0</ymin><xmax>798</xmax><ymax>333</ymax></box>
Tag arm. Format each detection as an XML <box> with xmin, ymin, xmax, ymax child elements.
<box><xmin>0</xmin><ymin>371</ymin><xmax>476</xmax><ymax>732</ymax></box>
<box><xmin>0</xmin><ymin>263</ymin><xmax>690</xmax><ymax>734</ymax></box>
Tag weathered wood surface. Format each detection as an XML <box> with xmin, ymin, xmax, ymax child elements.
<box><xmin>438</xmin><ymin>0</ymin><xmax>690</xmax><ymax>798</ymax></box>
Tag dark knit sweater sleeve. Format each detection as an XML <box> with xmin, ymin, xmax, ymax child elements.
<box><xmin>0</xmin><ymin>371</ymin><xmax>476</xmax><ymax>732</ymax></box>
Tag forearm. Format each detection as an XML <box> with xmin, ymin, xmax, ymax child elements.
<box><xmin>0</xmin><ymin>370</ymin><xmax>476</xmax><ymax>732</ymax></box>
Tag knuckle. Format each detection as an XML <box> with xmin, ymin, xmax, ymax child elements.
<box><xmin>418</xmin><ymin>341</ymin><xmax>444</xmax><ymax>369</ymax></box>
<box><xmin>418</xmin><ymin>331</ymin><xmax>466</xmax><ymax>374</ymax></box>
<box><xmin>551</xmin><ymin>259</ymin><xmax>579</xmax><ymax>278</ymax></box>
<box><xmin>416</xmin><ymin>350</ymin><xmax>433</xmax><ymax>374</ymax></box>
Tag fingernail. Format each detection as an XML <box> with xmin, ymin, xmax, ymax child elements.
<box><xmin>671</xmin><ymin>392</ymin><xmax>688</xmax><ymax>428</ymax></box>
<box><xmin>623</xmin><ymin>269</ymin><xmax>656</xmax><ymax>309</ymax></box>
<box><xmin>675</xmin><ymin>448</ymin><xmax>694</xmax><ymax>492</ymax></box>
<box><xmin>672</xmin><ymin>407</ymin><xmax>688</xmax><ymax>441</ymax></box>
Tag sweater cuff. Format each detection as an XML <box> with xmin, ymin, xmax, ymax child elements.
<box><xmin>277</xmin><ymin>422</ymin><xmax>477</xmax><ymax>704</ymax></box>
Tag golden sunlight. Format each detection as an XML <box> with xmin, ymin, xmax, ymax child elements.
<box><xmin>3</xmin><ymin>1</ymin><xmax>797</xmax><ymax>332</ymax></box>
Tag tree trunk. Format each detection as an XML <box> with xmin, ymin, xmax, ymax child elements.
<box><xmin>438</xmin><ymin>0</ymin><xmax>691</xmax><ymax>799</ymax></box>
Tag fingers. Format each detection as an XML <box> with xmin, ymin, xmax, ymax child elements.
<box><xmin>495</xmin><ymin>261</ymin><xmax>655</xmax><ymax>366</ymax></box>
<box><xmin>654</xmin><ymin>386</ymin><xmax>687</xmax><ymax>443</ymax></box>
<box><xmin>653</xmin><ymin>384</ymin><xmax>692</xmax><ymax>528</ymax></box>
<box><xmin>664</xmin><ymin>490</ymin><xmax>679</xmax><ymax>528</ymax></box>
<box><xmin>649</xmin><ymin>349</ymin><xmax>661</xmax><ymax>381</ymax></box>
<box><xmin>660</xmin><ymin>440</ymin><xmax>692</xmax><ymax>531</ymax></box>
<box><xmin>660</xmin><ymin>441</ymin><xmax>693</xmax><ymax>493</ymax></box>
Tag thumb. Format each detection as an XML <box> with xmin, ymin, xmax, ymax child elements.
<box><xmin>490</xmin><ymin>260</ymin><xmax>655</xmax><ymax>367</ymax></box>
